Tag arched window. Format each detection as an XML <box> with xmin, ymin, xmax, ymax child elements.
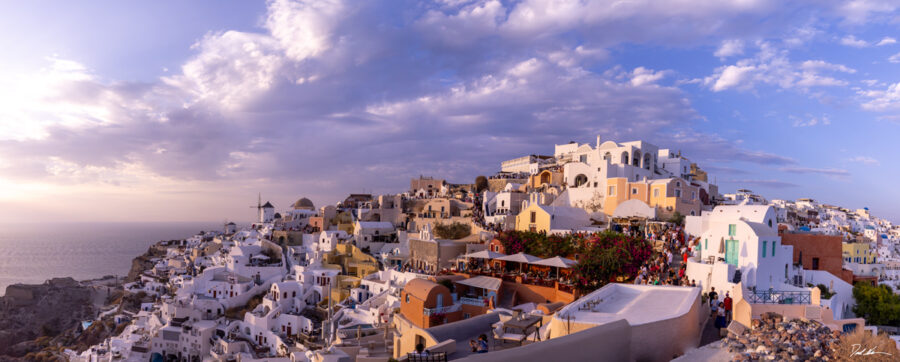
<box><xmin>603</xmin><ymin>152</ymin><xmax>611</xmax><ymax>161</ymax></box>
<box><xmin>633</xmin><ymin>151</ymin><xmax>641</xmax><ymax>166</ymax></box>
<box><xmin>620</xmin><ymin>151</ymin><xmax>629</xmax><ymax>164</ymax></box>
<box><xmin>574</xmin><ymin>174</ymin><xmax>588</xmax><ymax>187</ymax></box>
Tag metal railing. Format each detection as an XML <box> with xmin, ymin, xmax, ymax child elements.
<box><xmin>423</xmin><ymin>304</ymin><xmax>461</xmax><ymax>316</ymax></box>
<box><xmin>460</xmin><ymin>297</ymin><xmax>488</xmax><ymax>307</ymax></box>
<box><xmin>746</xmin><ymin>290</ymin><xmax>811</xmax><ymax>305</ymax></box>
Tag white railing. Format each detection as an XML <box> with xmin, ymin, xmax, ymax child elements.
<box><xmin>424</xmin><ymin>304</ymin><xmax>461</xmax><ymax>316</ymax></box>
<box><xmin>460</xmin><ymin>297</ymin><xmax>488</xmax><ymax>307</ymax></box>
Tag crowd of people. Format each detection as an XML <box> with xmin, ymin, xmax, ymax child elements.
<box><xmin>632</xmin><ymin>225</ymin><xmax>696</xmax><ymax>287</ymax></box>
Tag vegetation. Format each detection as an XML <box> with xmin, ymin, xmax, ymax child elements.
<box><xmin>667</xmin><ymin>211</ymin><xmax>685</xmax><ymax>226</ymax></box>
<box><xmin>493</xmin><ymin>230</ymin><xmax>652</xmax><ymax>293</ymax></box>
<box><xmin>438</xmin><ymin>279</ymin><xmax>455</xmax><ymax>293</ymax></box>
<box><xmin>433</xmin><ymin>222</ymin><xmax>471</xmax><ymax>239</ymax></box>
<box><xmin>224</xmin><ymin>290</ymin><xmax>268</xmax><ymax>320</ymax></box>
<box><xmin>573</xmin><ymin>231</ymin><xmax>652</xmax><ymax>292</ymax></box>
<box><xmin>808</xmin><ymin>283</ymin><xmax>836</xmax><ymax>299</ymax></box>
<box><xmin>475</xmin><ymin>175</ymin><xmax>488</xmax><ymax>193</ymax></box>
<box><xmin>834</xmin><ymin>328</ymin><xmax>899</xmax><ymax>362</ymax></box>
<box><xmin>852</xmin><ymin>282</ymin><xmax>900</xmax><ymax>326</ymax></box>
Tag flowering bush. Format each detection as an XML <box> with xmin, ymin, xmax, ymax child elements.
<box><xmin>572</xmin><ymin>231</ymin><xmax>652</xmax><ymax>292</ymax></box>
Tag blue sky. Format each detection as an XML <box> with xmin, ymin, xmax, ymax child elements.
<box><xmin>0</xmin><ymin>0</ymin><xmax>898</xmax><ymax>223</ymax></box>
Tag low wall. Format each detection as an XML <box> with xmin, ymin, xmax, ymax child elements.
<box><xmin>458</xmin><ymin>319</ymin><xmax>632</xmax><ymax>362</ymax></box>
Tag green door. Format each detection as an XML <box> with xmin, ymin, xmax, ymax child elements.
<box><xmin>725</xmin><ymin>239</ymin><xmax>739</xmax><ymax>265</ymax></box>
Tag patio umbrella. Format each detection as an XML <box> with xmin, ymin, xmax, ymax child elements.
<box><xmin>495</xmin><ymin>252</ymin><xmax>542</xmax><ymax>273</ymax></box>
<box><xmin>532</xmin><ymin>256</ymin><xmax>577</xmax><ymax>279</ymax></box>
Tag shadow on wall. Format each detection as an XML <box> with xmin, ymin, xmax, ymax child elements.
<box><xmin>457</xmin><ymin>319</ymin><xmax>632</xmax><ymax>362</ymax></box>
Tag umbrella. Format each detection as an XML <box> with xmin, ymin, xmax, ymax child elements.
<box><xmin>532</xmin><ymin>256</ymin><xmax>577</xmax><ymax>279</ymax></box>
<box><xmin>463</xmin><ymin>250</ymin><xmax>506</xmax><ymax>259</ymax></box>
<box><xmin>495</xmin><ymin>252</ymin><xmax>542</xmax><ymax>273</ymax></box>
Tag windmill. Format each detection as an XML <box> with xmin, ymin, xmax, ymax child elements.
<box><xmin>250</xmin><ymin>193</ymin><xmax>263</xmax><ymax>223</ymax></box>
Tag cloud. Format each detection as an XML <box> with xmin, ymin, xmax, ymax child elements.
<box><xmin>4</xmin><ymin>0</ymin><xmax>891</xmax><ymax>217</ymax></box>
<box><xmin>889</xmin><ymin>52</ymin><xmax>900</xmax><ymax>63</ymax></box>
<box><xmin>790</xmin><ymin>114</ymin><xmax>831</xmax><ymax>127</ymax></box>
<box><xmin>630</xmin><ymin>67</ymin><xmax>669</xmax><ymax>86</ymax></box>
<box><xmin>860</xmin><ymin>82</ymin><xmax>900</xmax><ymax>111</ymax></box>
<box><xmin>847</xmin><ymin>156</ymin><xmax>880</xmax><ymax>165</ymax></box>
<box><xmin>723</xmin><ymin>179</ymin><xmax>799</xmax><ymax>189</ymax></box>
<box><xmin>705</xmin><ymin>43</ymin><xmax>854</xmax><ymax>92</ymax></box>
<box><xmin>840</xmin><ymin>35</ymin><xmax>869</xmax><ymax>47</ymax></box>
<box><xmin>779</xmin><ymin>166</ymin><xmax>850</xmax><ymax>176</ymax></box>
<box><xmin>714</xmin><ymin>39</ymin><xmax>745</xmax><ymax>58</ymax></box>
<box><xmin>877</xmin><ymin>37</ymin><xmax>897</xmax><ymax>46</ymax></box>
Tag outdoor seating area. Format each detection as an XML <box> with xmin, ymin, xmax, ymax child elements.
<box><xmin>458</xmin><ymin>251</ymin><xmax>578</xmax><ymax>292</ymax></box>
<box><xmin>492</xmin><ymin>314</ymin><xmax>544</xmax><ymax>348</ymax></box>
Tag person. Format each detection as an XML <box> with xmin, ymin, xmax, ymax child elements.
<box><xmin>715</xmin><ymin>302</ymin><xmax>727</xmax><ymax>328</ymax></box>
<box><xmin>477</xmin><ymin>334</ymin><xmax>489</xmax><ymax>353</ymax></box>
<box><xmin>414</xmin><ymin>343</ymin><xmax>430</xmax><ymax>356</ymax></box>
<box><xmin>469</xmin><ymin>339</ymin><xmax>479</xmax><ymax>352</ymax></box>
<box><xmin>723</xmin><ymin>292</ymin><xmax>733</xmax><ymax>324</ymax></box>
<box><xmin>708</xmin><ymin>287</ymin><xmax>718</xmax><ymax>307</ymax></box>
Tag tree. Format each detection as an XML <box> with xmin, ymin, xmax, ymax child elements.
<box><xmin>667</xmin><ymin>211</ymin><xmax>685</xmax><ymax>226</ymax></box>
<box><xmin>433</xmin><ymin>222</ymin><xmax>471</xmax><ymax>239</ymax></box>
<box><xmin>852</xmin><ymin>282</ymin><xmax>900</xmax><ymax>326</ymax></box>
<box><xmin>475</xmin><ymin>175</ymin><xmax>488</xmax><ymax>193</ymax></box>
<box><xmin>572</xmin><ymin>231</ymin><xmax>652</xmax><ymax>292</ymax></box>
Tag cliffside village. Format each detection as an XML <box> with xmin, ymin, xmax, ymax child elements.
<box><xmin>70</xmin><ymin>136</ymin><xmax>900</xmax><ymax>361</ymax></box>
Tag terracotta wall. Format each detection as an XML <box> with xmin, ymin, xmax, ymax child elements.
<box><xmin>779</xmin><ymin>232</ymin><xmax>848</xmax><ymax>283</ymax></box>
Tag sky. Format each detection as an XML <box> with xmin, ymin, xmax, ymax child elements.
<box><xmin>1</xmin><ymin>0</ymin><xmax>899</xmax><ymax>223</ymax></box>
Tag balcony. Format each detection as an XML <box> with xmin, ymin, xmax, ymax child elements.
<box><xmin>746</xmin><ymin>290</ymin><xmax>811</xmax><ymax>305</ymax></box>
<box><xmin>423</xmin><ymin>304</ymin><xmax>461</xmax><ymax>316</ymax></box>
<box><xmin>460</xmin><ymin>297</ymin><xmax>488</xmax><ymax>307</ymax></box>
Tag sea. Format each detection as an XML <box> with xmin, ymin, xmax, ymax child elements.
<box><xmin>0</xmin><ymin>222</ymin><xmax>229</xmax><ymax>295</ymax></box>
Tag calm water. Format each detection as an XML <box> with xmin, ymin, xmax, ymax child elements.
<box><xmin>0</xmin><ymin>222</ymin><xmax>226</xmax><ymax>295</ymax></box>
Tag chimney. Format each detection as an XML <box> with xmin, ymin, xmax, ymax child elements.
<box><xmin>596</xmin><ymin>135</ymin><xmax>601</xmax><ymax>148</ymax></box>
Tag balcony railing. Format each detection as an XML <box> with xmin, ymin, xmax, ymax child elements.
<box><xmin>424</xmin><ymin>304</ymin><xmax>461</xmax><ymax>316</ymax></box>
<box><xmin>746</xmin><ymin>290</ymin><xmax>811</xmax><ymax>305</ymax></box>
<box><xmin>460</xmin><ymin>297</ymin><xmax>488</xmax><ymax>307</ymax></box>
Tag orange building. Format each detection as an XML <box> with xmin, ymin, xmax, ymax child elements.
<box><xmin>400</xmin><ymin>279</ymin><xmax>461</xmax><ymax>328</ymax></box>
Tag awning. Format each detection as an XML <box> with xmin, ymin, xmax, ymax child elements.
<box><xmin>456</xmin><ymin>276</ymin><xmax>502</xmax><ymax>291</ymax></box>
<box><xmin>532</xmin><ymin>256</ymin><xmax>576</xmax><ymax>268</ymax></box>
<box><xmin>495</xmin><ymin>252</ymin><xmax>542</xmax><ymax>264</ymax></box>
<box><xmin>463</xmin><ymin>250</ymin><xmax>506</xmax><ymax>259</ymax></box>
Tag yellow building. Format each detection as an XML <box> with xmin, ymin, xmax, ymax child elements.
<box><xmin>514</xmin><ymin>201</ymin><xmax>590</xmax><ymax>233</ymax></box>
<box><xmin>843</xmin><ymin>242</ymin><xmax>877</xmax><ymax>264</ymax></box>
<box><xmin>515</xmin><ymin>202</ymin><xmax>552</xmax><ymax>233</ymax></box>
<box><xmin>603</xmin><ymin>177</ymin><xmax>701</xmax><ymax>219</ymax></box>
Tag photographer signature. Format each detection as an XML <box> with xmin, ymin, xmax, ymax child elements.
<box><xmin>850</xmin><ymin>344</ymin><xmax>892</xmax><ymax>357</ymax></box>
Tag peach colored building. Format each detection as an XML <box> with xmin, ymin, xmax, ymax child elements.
<box><xmin>603</xmin><ymin>177</ymin><xmax>702</xmax><ymax>219</ymax></box>
<box><xmin>400</xmin><ymin>278</ymin><xmax>461</xmax><ymax>329</ymax></box>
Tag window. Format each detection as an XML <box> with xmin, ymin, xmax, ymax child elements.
<box><xmin>608</xmin><ymin>185</ymin><xmax>616</xmax><ymax>196</ymax></box>
<box><xmin>768</xmin><ymin>219</ymin><xmax>773</xmax><ymax>228</ymax></box>
<box><xmin>530</xmin><ymin>211</ymin><xmax>536</xmax><ymax>223</ymax></box>
<box><xmin>676</xmin><ymin>181</ymin><xmax>681</xmax><ymax>187</ymax></box>
<box><xmin>762</xmin><ymin>241</ymin><xmax>767</xmax><ymax>258</ymax></box>
<box><xmin>579</xmin><ymin>154</ymin><xmax>587</xmax><ymax>163</ymax></box>
<box><xmin>632</xmin><ymin>188</ymin><xmax>638</xmax><ymax>195</ymax></box>
<box><xmin>772</xmin><ymin>242</ymin><xmax>776</xmax><ymax>257</ymax></box>
<box><xmin>593</xmin><ymin>182</ymin><xmax>598</xmax><ymax>187</ymax></box>
<box><xmin>812</xmin><ymin>257</ymin><xmax>819</xmax><ymax>270</ymax></box>
<box><xmin>728</xmin><ymin>224</ymin><xmax>737</xmax><ymax>236</ymax></box>
<box><xmin>653</xmin><ymin>189</ymin><xmax>659</xmax><ymax>197</ymax></box>
<box><xmin>691</xmin><ymin>191</ymin><xmax>696</xmax><ymax>200</ymax></box>
<box><xmin>704</xmin><ymin>239</ymin><xmax>708</xmax><ymax>250</ymax></box>
<box><xmin>406</xmin><ymin>294</ymin><xmax>410</xmax><ymax>303</ymax></box>
<box><xmin>674</xmin><ymin>189</ymin><xmax>681</xmax><ymax>198</ymax></box>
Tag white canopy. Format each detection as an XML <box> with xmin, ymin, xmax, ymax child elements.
<box><xmin>612</xmin><ymin>199</ymin><xmax>657</xmax><ymax>219</ymax></box>
<box><xmin>495</xmin><ymin>252</ymin><xmax>542</xmax><ymax>264</ymax></box>
<box><xmin>532</xmin><ymin>256</ymin><xmax>576</xmax><ymax>269</ymax></box>
<box><xmin>251</xmin><ymin>254</ymin><xmax>270</xmax><ymax>260</ymax></box>
<box><xmin>456</xmin><ymin>276</ymin><xmax>502</xmax><ymax>291</ymax></box>
<box><xmin>463</xmin><ymin>250</ymin><xmax>506</xmax><ymax>259</ymax></box>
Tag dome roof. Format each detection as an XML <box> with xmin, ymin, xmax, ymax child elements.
<box><xmin>292</xmin><ymin>197</ymin><xmax>315</xmax><ymax>210</ymax></box>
